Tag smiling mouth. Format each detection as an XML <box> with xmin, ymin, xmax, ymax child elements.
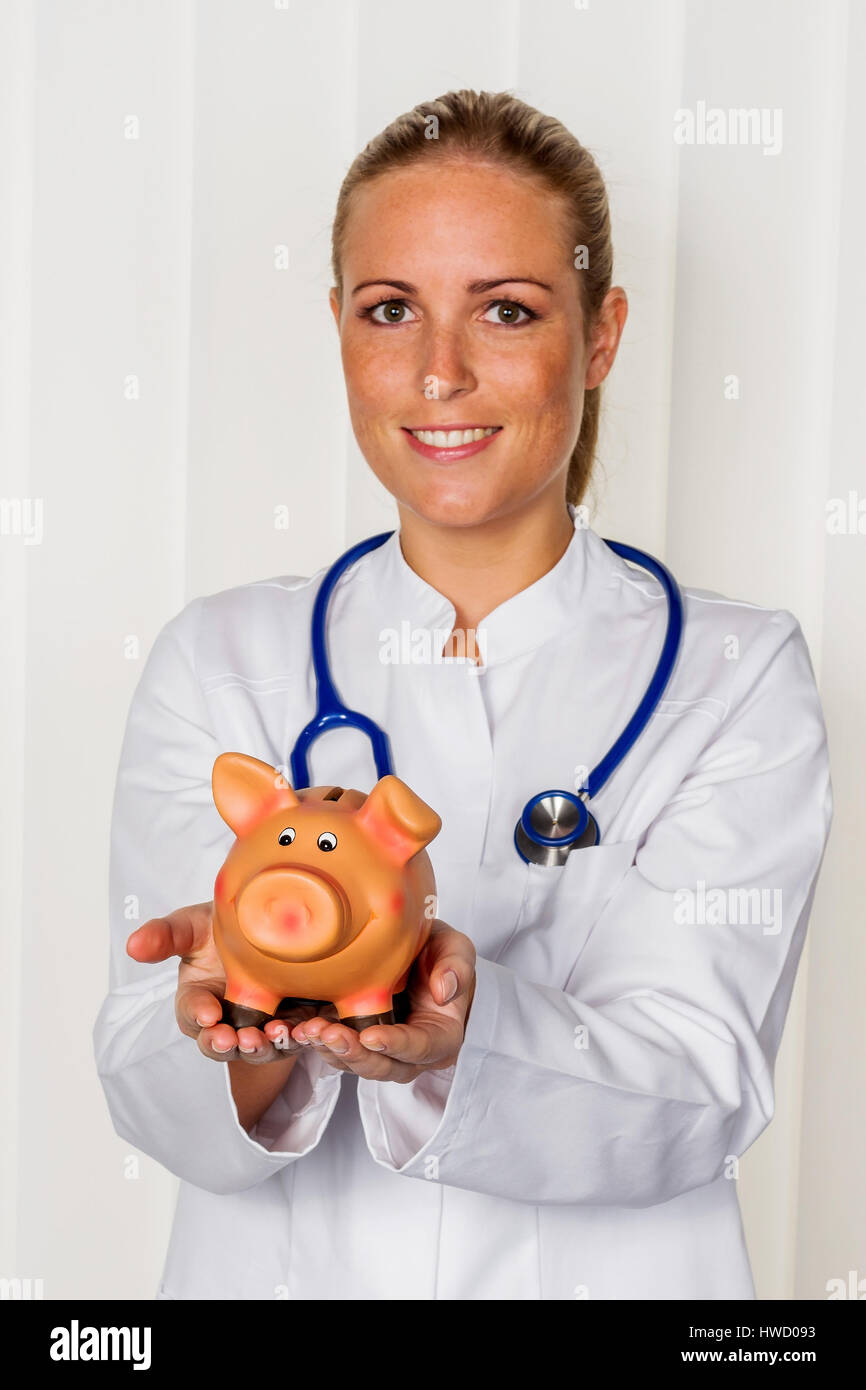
<box><xmin>403</xmin><ymin>425</ymin><xmax>501</xmax><ymax>447</ymax></box>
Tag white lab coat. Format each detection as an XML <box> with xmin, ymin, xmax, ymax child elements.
<box><xmin>93</xmin><ymin>505</ymin><xmax>833</xmax><ymax>1300</ymax></box>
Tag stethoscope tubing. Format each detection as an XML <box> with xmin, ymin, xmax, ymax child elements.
<box><xmin>290</xmin><ymin>531</ymin><xmax>394</xmax><ymax>789</ymax></box>
<box><xmin>583</xmin><ymin>540</ymin><xmax>684</xmax><ymax>799</ymax></box>
<box><xmin>290</xmin><ymin>528</ymin><xmax>684</xmax><ymax>860</ymax></box>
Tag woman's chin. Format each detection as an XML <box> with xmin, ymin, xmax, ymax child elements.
<box><xmin>393</xmin><ymin>481</ymin><xmax>524</xmax><ymax>530</ymax></box>
<box><xmin>399</xmin><ymin>496</ymin><xmax>505</xmax><ymax>530</ymax></box>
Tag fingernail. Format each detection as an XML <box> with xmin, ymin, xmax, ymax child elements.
<box><xmin>440</xmin><ymin>970</ymin><xmax>458</xmax><ymax>1003</ymax></box>
<box><xmin>365</xmin><ymin>1039</ymin><xmax>387</xmax><ymax>1052</ymax></box>
<box><xmin>212</xmin><ymin>1041</ymin><xmax>232</xmax><ymax>1053</ymax></box>
<box><xmin>295</xmin><ymin>1032</ymin><xmax>312</xmax><ymax>1045</ymax></box>
<box><xmin>327</xmin><ymin>1041</ymin><xmax>348</xmax><ymax>1055</ymax></box>
<box><xmin>239</xmin><ymin>1044</ymin><xmax>256</xmax><ymax>1054</ymax></box>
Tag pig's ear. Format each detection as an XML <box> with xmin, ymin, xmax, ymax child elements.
<box><xmin>354</xmin><ymin>775</ymin><xmax>442</xmax><ymax>865</ymax></box>
<box><xmin>212</xmin><ymin>753</ymin><xmax>300</xmax><ymax>837</ymax></box>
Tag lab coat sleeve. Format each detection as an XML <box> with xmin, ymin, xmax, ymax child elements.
<box><xmin>93</xmin><ymin>596</ymin><xmax>343</xmax><ymax>1196</ymax></box>
<box><xmin>357</xmin><ymin>610</ymin><xmax>833</xmax><ymax>1206</ymax></box>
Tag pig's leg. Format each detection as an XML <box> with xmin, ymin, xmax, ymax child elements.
<box><xmin>342</xmin><ymin>1008</ymin><xmax>397</xmax><ymax>1031</ymax></box>
<box><xmin>336</xmin><ymin>987</ymin><xmax>398</xmax><ymax>1032</ymax></box>
<box><xmin>392</xmin><ymin>987</ymin><xmax>411</xmax><ymax>1025</ymax></box>
<box><xmin>222</xmin><ymin>980</ymin><xmax>282</xmax><ymax>1030</ymax></box>
<box><xmin>389</xmin><ymin>967</ymin><xmax>414</xmax><ymax>1025</ymax></box>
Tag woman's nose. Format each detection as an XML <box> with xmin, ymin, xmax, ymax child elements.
<box><xmin>417</xmin><ymin>324</ymin><xmax>478</xmax><ymax>398</ymax></box>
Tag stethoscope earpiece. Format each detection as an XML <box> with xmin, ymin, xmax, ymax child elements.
<box><xmin>513</xmin><ymin>791</ymin><xmax>600</xmax><ymax>866</ymax></box>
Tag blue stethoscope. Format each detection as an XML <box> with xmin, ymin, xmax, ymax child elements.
<box><xmin>290</xmin><ymin>530</ymin><xmax>684</xmax><ymax>867</ymax></box>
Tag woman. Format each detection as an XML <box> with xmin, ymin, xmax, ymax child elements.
<box><xmin>94</xmin><ymin>89</ymin><xmax>832</xmax><ymax>1300</ymax></box>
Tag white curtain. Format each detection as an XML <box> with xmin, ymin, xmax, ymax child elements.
<box><xmin>1</xmin><ymin>0</ymin><xmax>862</xmax><ymax>1299</ymax></box>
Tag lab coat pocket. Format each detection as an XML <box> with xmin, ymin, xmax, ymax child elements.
<box><xmin>493</xmin><ymin>838</ymin><xmax>639</xmax><ymax>988</ymax></box>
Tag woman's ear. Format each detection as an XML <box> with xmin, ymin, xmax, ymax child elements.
<box><xmin>212</xmin><ymin>752</ymin><xmax>300</xmax><ymax>837</ymax></box>
<box><xmin>329</xmin><ymin>287</ymin><xmax>342</xmax><ymax>331</ymax></box>
<box><xmin>585</xmin><ymin>285</ymin><xmax>628</xmax><ymax>390</ymax></box>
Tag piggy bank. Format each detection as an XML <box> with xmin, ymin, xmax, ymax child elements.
<box><xmin>210</xmin><ymin>752</ymin><xmax>442</xmax><ymax>1031</ymax></box>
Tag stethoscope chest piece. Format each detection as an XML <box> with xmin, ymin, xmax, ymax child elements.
<box><xmin>514</xmin><ymin>791</ymin><xmax>600</xmax><ymax>866</ymax></box>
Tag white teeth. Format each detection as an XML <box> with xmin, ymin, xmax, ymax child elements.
<box><xmin>409</xmin><ymin>427</ymin><xmax>498</xmax><ymax>446</ymax></box>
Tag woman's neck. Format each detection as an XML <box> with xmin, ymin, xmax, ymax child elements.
<box><xmin>396</xmin><ymin>494</ymin><xmax>576</xmax><ymax>661</ymax></box>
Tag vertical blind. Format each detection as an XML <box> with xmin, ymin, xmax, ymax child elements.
<box><xmin>0</xmin><ymin>0</ymin><xmax>862</xmax><ymax>1299</ymax></box>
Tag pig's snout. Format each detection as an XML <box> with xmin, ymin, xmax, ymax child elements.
<box><xmin>236</xmin><ymin>868</ymin><xmax>348</xmax><ymax>961</ymax></box>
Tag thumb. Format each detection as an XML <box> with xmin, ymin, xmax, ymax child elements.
<box><xmin>126</xmin><ymin>901</ymin><xmax>213</xmax><ymax>964</ymax></box>
<box><xmin>421</xmin><ymin>922</ymin><xmax>476</xmax><ymax>1006</ymax></box>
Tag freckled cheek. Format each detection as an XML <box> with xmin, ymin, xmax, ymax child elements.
<box><xmin>503</xmin><ymin>335</ymin><xmax>578</xmax><ymax>401</ymax></box>
<box><xmin>342</xmin><ymin>339</ymin><xmax>410</xmax><ymax>420</ymax></box>
<box><xmin>495</xmin><ymin>354</ymin><xmax>582</xmax><ymax>450</ymax></box>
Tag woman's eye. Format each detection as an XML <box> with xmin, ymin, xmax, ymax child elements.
<box><xmin>482</xmin><ymin>300</ymin><xmax>534</xmax><ymax>325</ymax></box>
<box><xmin>317</xmin><ymin>831</ymin><xmax>338</xmax><ymax>852</ymax></box>
<box><xmin>368</xmin><ymin>299</ymin><xmax>417</xmax><ymax>325</ymax></box>
<box><xmin>278</xmin><ymin>827</ymin><xmax>295</xmax><ymax>845</ymax></box>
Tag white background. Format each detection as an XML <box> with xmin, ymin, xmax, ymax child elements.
<box><xmin>0</xmin><ymin>0</ymin><xmax>863</xmax><ymax>1300</ymax></box>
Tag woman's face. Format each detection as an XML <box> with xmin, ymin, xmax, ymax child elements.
<box><xmin>330</xmin><ymin>159</ymin><xmax>625</xmax><ymax>529</ymax></box>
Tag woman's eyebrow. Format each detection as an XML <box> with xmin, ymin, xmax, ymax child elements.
<box><xmin>350</xmin><ymin>276</ymin><xmax>554</xmax><ymax>297</ymax></box>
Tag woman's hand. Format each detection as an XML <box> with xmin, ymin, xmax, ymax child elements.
<box><xmin>263</xmin><ymin>920</ymin><xmax>477</xmax><ymax>1084</ymax></box>
<box><xmin>126</xmin><ymin>901</ymin><xmax>332</xmax><ymax>1065</ymax></box>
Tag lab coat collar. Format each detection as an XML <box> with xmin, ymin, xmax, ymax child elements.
<box><xmin>358</xmin><ymin>503</ymin><xmax>594</xmax><ymax>667</ymax></box>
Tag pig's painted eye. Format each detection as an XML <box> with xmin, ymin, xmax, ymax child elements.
<box><xmin>278</xmin><ymin>827</ymin><xmax>296</xmax><ymax>846</ymax></box>
<box><xmin>317</xmin><ymin>831</ymin><xmax>337</xmax><ymax>852</ymax></box>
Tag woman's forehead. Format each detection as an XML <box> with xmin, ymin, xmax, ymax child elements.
<box><xmin>342</xmin><ymin>164</ymin><xmax>574</xmax><ymax>278</ymax></box>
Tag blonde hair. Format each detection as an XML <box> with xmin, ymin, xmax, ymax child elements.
<box><xmin>331</xmin><ymin>88</ymin><xmax>614</xmax><ymax>507</ymax></box>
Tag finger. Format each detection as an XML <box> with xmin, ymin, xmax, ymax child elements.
<box><xmin>176</xmin><ymin>983</ymin><xmax>224</xmax><ymax>1037</ymax></box>
<box><xmin>420</xmin><ymin>926</ymin><xmax>476</xmax><ymax>1006</ymax></box>
<box><xmin>291</xmin><ymin>1018</ymin><xmax>420</xmax><ymax>1082</ymax></box>
<box><xmin>197</xmin><ymin>1022</ymin><xmax>239</xmax><ymax>1060</ymax></box>
<box><xmin>127</xmin><ymin>902</ymin><xmax>213</xmax><ymax>964</ymax></box>
<box><xmin>262</xmin><ymin>1019</ymin><xmax>305</xmax><ymax>1055</ymax></box>
<box><xmin>297</xmin><ymin>1020</ymin><xmax>364</xmax><ymax>1073</ymax></box>
<box><xmin>357</xmin><ymin>1016</ymin><xmax>459</xmax><ymax>1067</ymax></box>
<box><xmin>235</xmin><ymin>1025</ymin><xmax>284</xmax><ymax>1063</ymax></box>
